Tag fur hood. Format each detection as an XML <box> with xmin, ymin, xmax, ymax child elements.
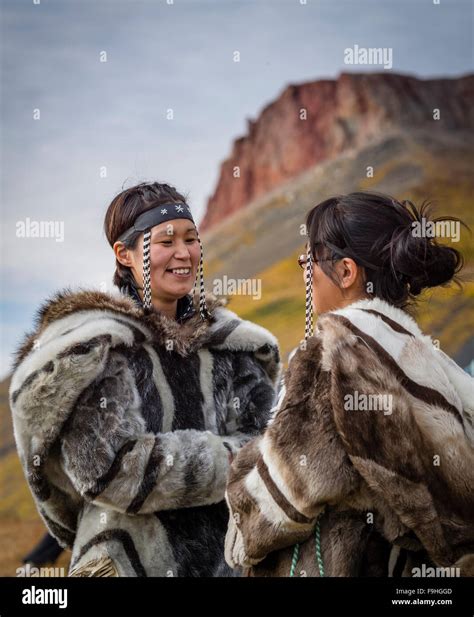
<box><xmin>12</xmin><ymin>287</ymin><xmax>279</xmax><ymax>373</ymax></box>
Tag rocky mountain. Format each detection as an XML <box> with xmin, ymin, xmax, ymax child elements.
<box><xmin>200</xmin><ymin>72</ymin><xmax>474</xmax><ymax>230</ymax></box>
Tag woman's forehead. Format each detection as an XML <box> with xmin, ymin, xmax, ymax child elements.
<box><xmin>151</xmin><ymin>219</ymin><xmax>197</xmax><ymax>238</ymax></box>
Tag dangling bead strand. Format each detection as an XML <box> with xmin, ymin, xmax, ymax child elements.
<box><xmin>142</xmin><ymin>229</ymin><xmax>152</xmax><ymax>312</ymax></box>
<box><xmin>196</xmin><ymin>232</ymin><xmax>211</xmax><ymax>321</ymax></box>
<box><xmin>304</xmin><ymin>245</ymin><xmax>313</xmax><ymax>340</ymax></box>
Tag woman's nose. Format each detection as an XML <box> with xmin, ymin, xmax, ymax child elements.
<box><xmin>174</xmin><ymin>242</ymin><xmax>191</xmax><ymax>258</ymax></box>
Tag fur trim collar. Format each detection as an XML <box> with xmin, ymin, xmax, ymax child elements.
<box><xmin>330</xmin><ymin>297</ymin><xmax>424</xmax><ymax>339</ymax></box>
<box><xmin>12</xmin><ymin>287</ymin><xmax>278</xmax><ymax>370</ymax></box>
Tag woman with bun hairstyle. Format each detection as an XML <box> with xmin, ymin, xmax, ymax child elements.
<box><xmin>9</xmin><ymin>181</ymin><xmax>280</xmax><ymax>577</ymax></box>
<box><xmin>225</xmin><ymin>191</ymin><xmax>474</xmax><ymax>577</ymax></box>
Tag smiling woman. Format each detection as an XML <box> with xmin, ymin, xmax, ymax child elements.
<box><xmin>105</xmin><ymin>182</ymin><xmax>205</xmax><ymax>320</ymax></box>
<box><xmin>9</xmin><ymin>181</ymin><xmax>281</xmax><ymax>577</ymax></box>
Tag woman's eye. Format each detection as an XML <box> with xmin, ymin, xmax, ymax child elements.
<box><xmin>157</xmin><ymin>238</ymin><xmax>196</xmax><ymax>246</ymax></box>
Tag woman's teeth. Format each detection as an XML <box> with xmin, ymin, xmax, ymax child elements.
<box><xmin>169</xmin><ymin>268</ymin><xmax>191</xmax><ymax>275</ymax></box>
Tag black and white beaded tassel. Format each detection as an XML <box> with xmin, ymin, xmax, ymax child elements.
<box><xmin>304</xmin><ymin>246</ymin><xmax>314</xmax><ymax>340</ymax></box>
<box><xmin>196</xmin><ymin>232</ymin><xmax>211</xmax><ymax>320</ymax></box>
<box><xmin>142</xmin><ymin>229</ymin><xmax>152</xmax><ymax>312</ymax></box>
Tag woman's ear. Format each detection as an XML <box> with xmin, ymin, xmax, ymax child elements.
<box><xmin>337</xmin><ymin>257</ymin><xmax>359</xmax><ymax>289</ymax></box>
<box><xmin>113</xmin><ymin>241</ymin><xmax>134</xmax><ymax>268</ymax></box>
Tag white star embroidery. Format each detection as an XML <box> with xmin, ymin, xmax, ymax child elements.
<box><xmin>175</xmin><ymin>204</ymin><xmax>184</xmax><ymax>213</ymax></box>
<box><xmin>161</xmin><ymin>208</ymin><xmax>168</xmax><ymax>215</ymax></box>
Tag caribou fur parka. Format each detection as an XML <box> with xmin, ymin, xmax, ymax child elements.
<box><xmin>225</xmin><ymin>297</ymin><xmax>474</xmax><ymax>577</ymax></box>
<box><xmin>9</xmin><ymin>288</ymin><xmax>281</xmax><ymax>577</ymax></box>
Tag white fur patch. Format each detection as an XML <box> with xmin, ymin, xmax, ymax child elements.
<box><xmin>244</xmin><ymin>466</ymin><xmax>298</xmax><ymax>528</ymax></box>
<box><xmin>434</xmin><ymin>349</ymin><xmax>474</xmax><ymax>443</ymax></box>
<box><xmin>335</xmin><ymin>298</ymin><xmax>422</xmax><ymax>337</ymax></box>
<box><xmin>10</xmin><ymin>312</ymin><xmax>137</xmax><ymax>396</ymax></box>
<box><xmin>332</xmin><ymin>305</ymin><xmax>409</xmax><ymax>363</ymax></box>
<box><xmin>259</xmin><ymin>433</ymin><xmax>309</xmax><ymax>517</ymax></box>
<box><xmin>400</xmin><ymin>340</ymin><xmax>462</xmax><ymax>410</ymax></box>
<box><xmin>143</xmin><ymin>344</ymin><xmax>175</xmax><ymax>433</ymax></box>
<box><xmin>198</xmin><ymin>349</ymin><xmax>217</xmax><ymax>432</ymax></box>
<box><xmin>210</xmin><ymin>307</ymin><xmax>279</xmax><ymax>352</ymax></box>
<box><xmin>268</xmin><ymin>382</ymin><xmax>287</xmax><ymax>424</ymax></box>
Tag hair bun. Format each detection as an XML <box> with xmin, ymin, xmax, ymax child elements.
<box><xmin>390</xmin><ymin>213</ymin><xmax>463</xmax><ymax>296</ymax></box>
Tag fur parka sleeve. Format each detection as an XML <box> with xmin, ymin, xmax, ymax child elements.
<box><xmin>225</xmin><ymin>337</ymin><xmax>359</xmax><ymax>567</ymax></box>
<box><xmin>57</xmin><ymin>347</ymin><xmax>276</xmax><ymax>515</ymax></box>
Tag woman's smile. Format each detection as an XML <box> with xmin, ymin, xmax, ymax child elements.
<box><xmin>165</xmin><ymin>266</ymin><xmax>192</xmax><ymax>279</ymax></box>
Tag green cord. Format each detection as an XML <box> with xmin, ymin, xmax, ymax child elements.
<box><xmin>289</xmin><ymin>513</ymin><xmax>324</xmax><ymax>577</ymax></box>
<box><xmin>314</xmin><ymin>516</ymin><xmax>325</xmax><ymax>577</ymax></box>
<box><xmin>289</xmin><ymin>541</ymin><xmax>300</xmax><ymax>577</ymax></box>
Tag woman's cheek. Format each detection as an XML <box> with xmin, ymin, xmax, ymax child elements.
<box><xmin>312</xmin><ymin>268</ymin><xmax>326</xmax><ymax>312</ymax></box>
<box><xmin>191</xmin><ymin>243</ymin><xmax>201</xmax><ymax>271</ymax></box>
<box><xmin>151</xmin><ymin>246</ymin><xmax>171</xmax><ymax>273</ymax></box>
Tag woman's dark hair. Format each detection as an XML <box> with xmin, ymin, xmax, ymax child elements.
<box><xmin>104</xmin><ymin>181</ymin><xmax>188</xmax><ymax>292</ymax></box>
<box><xmin>306</xmin><ymin>191</ymin><xmax>467</xmax><ymax>308</ymax></box>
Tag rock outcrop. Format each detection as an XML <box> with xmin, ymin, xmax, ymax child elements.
<box><xmin>200</xmin><ymin>72</ymin><xmax>473</xmax><ymax>230</ymax></box>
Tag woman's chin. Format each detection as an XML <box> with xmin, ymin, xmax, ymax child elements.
<box><xmin>157</xmin><ymin>279</ymin><xmax>194</xmax><ymax>299</ymax></box>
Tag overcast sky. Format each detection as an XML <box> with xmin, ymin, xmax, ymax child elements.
<box><xmin>1</xmin><ymin>0</ymin><xmax>472</xmax><ymax>378</ymax></box>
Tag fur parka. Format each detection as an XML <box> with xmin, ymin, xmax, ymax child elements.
<box><xmin>9</xmin><ymin>288</ymin><xmax>281</xmax><ymax>577</ymax></box>
<box><xmin>224</xmin><ymin>298</ymin><xmax>474</xmax><ymax>577</ymax></box>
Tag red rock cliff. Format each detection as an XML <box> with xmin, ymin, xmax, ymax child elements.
<box><xmin>200</xmin><ymin>72</ymin><xmax>473</xmax><ymax>230</ymax></box>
